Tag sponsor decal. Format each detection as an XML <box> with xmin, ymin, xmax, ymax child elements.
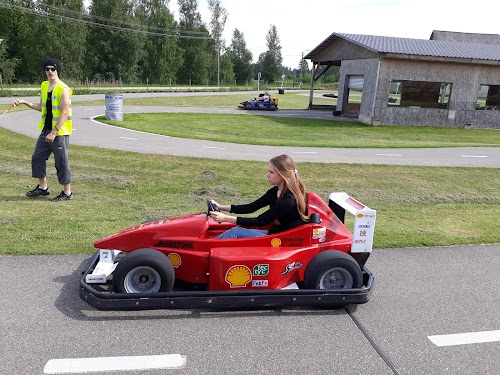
<box><xmin>282</xmin><ymin>261</ymin><xmax>303</xmax><ymax>275</ymax></box>
<box><xmin>280</xmin><ymin>238</ymin><xmax>304</xmax><ymax>247</ymax></box>
<box><xmin>102</xmin><ymin>250</ymin><xmax>110</xmax><ymax>260</ymax></box>
<box><xmin>354</xmin><ymin>239</ymin><xmax>367</xmax><ymax>244</ymax></box>
<box><xmin>252</xmin><ymin>280</ymin><xmax>269</xmax><ymax>287</ymax></box>
<box><xmin>358</xmin><ymin>224</ymin><xmax>371</xmax><ymax>229</ymax></box>
<box><xmin>167</xmin><ymin>253</ymin><xmax>182</xmax><ymax>268</ymax></box>
<box><xmin>154</xmin><ymin>240</ymin><xmax>194</xmax><ymax>249</ymax></box>
<box><xmin>225</xmin><ymin>265</ymin><xmax>252</xmax><ymax>288</ymax></box>
<box><xmin>253</xmin><ymin>264</ymin><xmax>269</xmax><ymax>276</ymax></box>
<box><xmin>271</xmin><ymin>238</ymin><xmax>281</xmax><ymax>247</ymax></box>
<box><xmin>312</xmin><ymin>228</ymin><xmax>326</xmax><ymax>241</ymax></box>
<box><xmin>357</xmin><ymin>213</ymin><xmax>375</xmax><ymax>218</ymax></box>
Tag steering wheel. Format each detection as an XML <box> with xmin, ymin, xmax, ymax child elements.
<box><xmin>207</xmin><ymin>199</ymin><xmax>220</xmax><ymax>216</ymax></box>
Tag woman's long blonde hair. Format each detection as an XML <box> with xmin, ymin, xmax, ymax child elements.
<box><xmin>270</xmin><ymin>154</ymin><xmax>309</xmax><ymax>221</ymax></box>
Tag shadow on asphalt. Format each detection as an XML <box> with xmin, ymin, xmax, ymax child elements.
<box><xmin>53</xmin><ymin>256</ymin><xmax>349</xmax><ymax>322</ymax></box>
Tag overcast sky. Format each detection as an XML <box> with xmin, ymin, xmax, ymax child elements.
<box><xmin>171</xmin><ymin>0</ymin><xmax>499</xmax><ymax>69</ymax></box>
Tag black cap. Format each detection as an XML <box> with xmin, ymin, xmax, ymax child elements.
<box><xmin>43</xmin><ymin>58</ymin><xmax>61</xmax><ymax>74</ymax></box>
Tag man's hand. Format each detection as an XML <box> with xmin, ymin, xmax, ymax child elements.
<box><xmin>45</xmin><ymin>131</ymin><xmax>56</xmax><ymax>143</ymax></box>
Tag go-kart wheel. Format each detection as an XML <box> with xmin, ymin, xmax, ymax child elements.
<box><xmin>112</xmin><ymin>249</ymin><xmax>175</xmax><ymax>293</ymax></box>
<box><xmin>303</xmin><ymin>251</ymin><xmax>363</xmax><ymax>289</ymax></box>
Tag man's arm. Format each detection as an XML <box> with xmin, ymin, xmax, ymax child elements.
<box><xmin>13</xmin><ymin>96</ymin><xmax>43</xmax><ymax>112</ymax></box>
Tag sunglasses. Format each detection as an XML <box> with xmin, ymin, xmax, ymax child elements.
<box><xmin>45</xmin><ymin>67</ymin><xmax>57</xmax><ymax>72</ymax></box>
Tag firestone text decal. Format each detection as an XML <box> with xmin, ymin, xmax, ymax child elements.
<box><xmin>154</xmin><ymin>240</ymin><xmax>194</xmax><ymax>249</ymax></box>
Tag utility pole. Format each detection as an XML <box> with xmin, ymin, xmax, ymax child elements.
<box><xmin>217</xmin><ymin>45</ymin><xmax>220</xmax><ymax>86</ymax></box>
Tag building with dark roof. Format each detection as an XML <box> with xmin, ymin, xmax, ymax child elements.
<box><xmin>305</xmin><ymin>31</ymin><xmax>500</xmax><ymax>128</ymax></box>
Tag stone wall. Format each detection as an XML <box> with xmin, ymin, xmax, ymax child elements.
<box><xmin>338</xmin><ymin>57</ymin><xmax>500</xmax><ymax>128</ymax></box>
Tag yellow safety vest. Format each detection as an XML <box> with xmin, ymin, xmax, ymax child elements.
<box><xmin>38</xmin><ymin>80</ymin><xmax>73</xmax><ymax>135</ymax></box>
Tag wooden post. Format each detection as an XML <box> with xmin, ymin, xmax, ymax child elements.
<box><xmin>308</xmin><ymin>63</ymin><xmax>317</xmax><ymax>108</ymax></box>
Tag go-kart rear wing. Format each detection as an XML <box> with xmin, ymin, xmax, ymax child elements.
<box><xmin>328</xmin><ymin>192</ymin><xmax>376</xmax><ymax>253</ymax></box>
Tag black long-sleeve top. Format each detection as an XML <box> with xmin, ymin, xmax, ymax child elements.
<box><xmin>230</xmin><ymin>186</ymin><xmax>307</xmax><ymax>234</ymax></box>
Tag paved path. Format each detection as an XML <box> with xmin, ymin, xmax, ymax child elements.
<box><xmin>1</xmin><ymin>244</ymin><xmax>499</xmax><ymax>374</ymax></box>
<box><xmin>1</xmin><ymin>93</ymin><xmax>499</xmax><ymax>167</ymax></box>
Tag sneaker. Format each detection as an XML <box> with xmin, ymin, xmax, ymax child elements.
<box><xmin>52</xmin><ymin>191</ymin><xmax>73</xmax><ymax>202</ymax></box>
<box><xmin>26</xmin><ymin>185</ymin><xmax>51</xmax><ymax>197</ymax></box>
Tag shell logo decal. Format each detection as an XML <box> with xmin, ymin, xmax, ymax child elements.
<box><xmin>167</xmin><ymin>253</ymin><xmax>182</xmax><ymax>268</ymax></box>
<box><xmin>357</xmin><ymin>214</ymin><xmax>364</xmax><ymax>218</ymax></box>
<box><xmin>225</xmin><ymin>265</ymin><xmax>252</xmax><ymax>288</ymax></box>
<box><xmin>271</xmin><ymin>238</ymin><xmax>281</xmax><ymax>247</ymax></box>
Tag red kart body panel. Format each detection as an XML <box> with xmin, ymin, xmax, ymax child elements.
<box><xmin>93</xmin><ymin>192</ymin><xmax>353</xmax><ymax>291</ymax></box>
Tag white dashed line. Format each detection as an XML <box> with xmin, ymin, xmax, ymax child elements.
<box><xmin>119</xmin><ymin>136</ymin><xmax>139</xmax><ymax>141</ymax></box>
<box><xmin>44</xmin><ymin>354</ymin><xmax>186</xmax><ymax>374</ymax></box>
<box><xmin>376</xmin><ymin>153</ymin><xmax>403</xmax><ymax>157</ymax></box>
<box><xmin>203</xmin><ymin>146</ymin><xmax>226</xmax><ymax>150</ymax></box>
<box><xmin>460</xmin><ymin>155</ymin><xmax>488</xmax><ymax>158</ymax></box>
<box><xmin>428</xmin><ymin>330</ymin><xmax>500</xmax><ymax>346</ymax></box>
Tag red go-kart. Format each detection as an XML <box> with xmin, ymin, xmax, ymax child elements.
<box><xmin>80</xmin><ymin>192</ymin><xmax>376</xmax><ymax>310</ymax></box>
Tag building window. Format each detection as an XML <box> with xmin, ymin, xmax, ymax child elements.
<box><xmin>345</xmin><ymin>75</ymin><xmax>364</xmax><ymax>112</ymax></box>
<box><xmin>388</xmin><ymin>80</ymin><xmax>452</xmax><ymax>109</ymax></box>
<box><xmin>476</xmin><ymin>85</ymin><xmax>500</xmax><ymax>110</ymax></box>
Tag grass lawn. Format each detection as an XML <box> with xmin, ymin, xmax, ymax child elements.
<box><xmin>72</xmin><ymin>91</ymin><xmax>336</xmax><ymax>109</ymax></box>
<box><xmin>0</xmin><ymin>126</ymin><xmax>499</xmax><ymax>255</ymax></box>
<box><xmin>97</xmin><ymin>113</ymin><xmax>500</xmax><ymax>148</ymax></box>
<box><xmin>13</xmin><ymin>90</ymin><xmax>492</xmax><ymax>148</ymax></box>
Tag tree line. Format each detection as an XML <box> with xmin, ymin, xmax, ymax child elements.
<box><xmin>0</xmin><ymin>0</ymin><xmax>327</xmax><ymax>87</ymax></box>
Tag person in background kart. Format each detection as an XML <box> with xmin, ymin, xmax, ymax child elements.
<box><xmin>256</xmin><ymin>90</ymin><xmax>270</xmax><ymax>102</ymax></box>
<box><xmin>210</xmin><ymin>154</ymin><xmax>309</xmax><ymax>239</ymax></box>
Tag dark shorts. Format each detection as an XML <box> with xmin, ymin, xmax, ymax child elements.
<box><xmin>31</xmin><ymin>130</ymin><xmax>71</xmax><ymax>185</ymax></box>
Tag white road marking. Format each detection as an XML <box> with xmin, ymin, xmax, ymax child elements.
<box><xmin>428</xmin><ymin>330</ymin><xmax>500</xmax><ymax>346</ymax></box>
<box><xmin>44</xmin><ymin>354</ymin><xmax>186</xmax><ymax>374</ymax></box>
<box><xmin>376</xmin><ymin>153</ymin><xmax>402</xmax><ymax>157</ymax></box>
<box><xmin>203</xmin><ymin>146</ymin><xmax>226</xmax><ymax>150</ymax></box>
<box><xmin>460</xmin><ymin>155</ymin><xmax>488</xmax><ymax>158</ymax></box>
<box><xmin>291</xmin><ymin>151</ymin><xmax>319</xmax><ymax>154</ymax></box>
<box><xmin>119</xmin><ymin>136</ymin><xmax>139</xmax><ymax>141</ymax></box>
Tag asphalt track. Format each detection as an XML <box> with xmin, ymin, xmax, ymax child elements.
<box><xmin>1</xmin><ymin>93</ymin><xmax>499</xmax><ymax>374</ymax></box>
<box><xmin>0</xmin><ymin>92</ymin><xmax>499</xmax><ymax>167</ymax></box>
<box><xmin>1</xmin><ymin>244</ymin><xmax>499</xmax><ymax>374</ymax></box>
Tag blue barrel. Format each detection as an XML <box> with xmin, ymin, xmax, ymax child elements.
<box><xmin>105</xmin><ymin>93</ymin><xmax>123</xmax><ymax>121</ymax></box>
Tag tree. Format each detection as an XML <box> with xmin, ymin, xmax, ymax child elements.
<box><xmin>134</xmin><ymin>0</ymin><xmax>183</xmax><ymax>84</ymax></box>
<box><xmin>299</xmin><ymin>58</ymin><xmax>309</xmax><ymax>77</ymax></box>
<box><xmin>228</xmin><ymin>29</ymin><xmax>253</xmax><ymax>85</ymax></box>
<box><xmin>208</xmin><ymin>0</ymin><xmax>228</xmax><ymax>86</ymax></box>
<box><xmin>260</xmin><ymin>25</ymin><xmax>282</xmax><ymax>83</ymax></box>
<box><xmin>35</xmin><ymin>0</ymin><xmax>87</xmax><ymax>80</ymax></box>
<box><xmin>85</xmin><ymin>0</ymin><xmax>142</xmax><ymax>82</ymax></box>
<box><xmin>0</xmin><ymin>0</ymin><xmax>38</xmax><ymax>82</ymax></box>
<box><xmin>219</xmin><ymin>48</ymin><xmax>234</xmax><ymax>85</ymax></box>
<box><xmin>0</xmin><ymin>38</ymin><xmax>20</xmax><ymax>86</ymax></box>
<box><xmin>177</xmin><ymin>0</ymin><xmax>211</xmax><ymax>85</ymax></box>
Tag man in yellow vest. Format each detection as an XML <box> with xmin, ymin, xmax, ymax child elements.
<box><xmin>13</xmin><ymin>58</ymin><xmax>73</xmax><ymax>201</ymax></box>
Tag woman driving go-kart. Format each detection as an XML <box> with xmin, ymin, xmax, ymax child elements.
<box><xmin>209</xmin><ymin>154</ymin><xmax>309</xmax><ymax>239</ymax></box>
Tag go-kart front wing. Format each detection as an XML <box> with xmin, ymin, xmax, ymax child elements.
<box><xmin>80</xmin><ymin>250</ymin><xmax>374</xmax><ymax>311</ymax></box>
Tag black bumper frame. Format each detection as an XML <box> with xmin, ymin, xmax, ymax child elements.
<box><xmin>80</xmin><ymin>251</ymin><xmax>374</xmax><ymax>311</ymax></box>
